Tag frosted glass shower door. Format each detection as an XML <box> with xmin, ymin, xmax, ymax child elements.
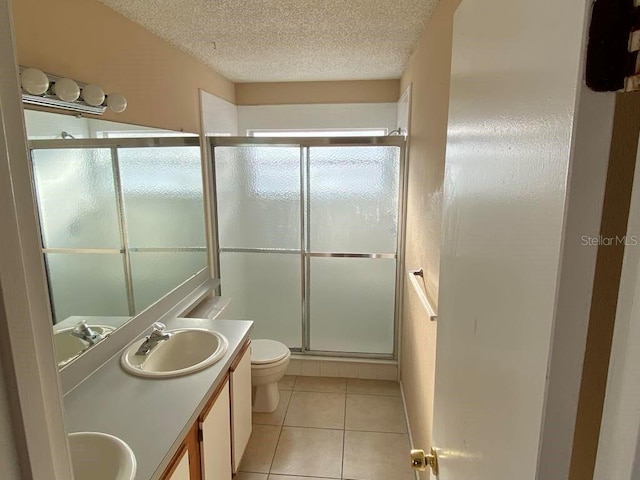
<box><xmin>31</xmin><ymin>148</ymin><xmax>129</xmax><ymax>322</ymax></box>
<box><xmin>307</xmin><ymin>146</ymin><xmax>400</xmax><ymax>354</ymax></box>
<box><xmin>215</xmin><ymin>146</ymin><xmax>302</xmax><ymax>348</ymax></box>
<box><xmin>118</xmin><ymin>146</ymin><xmax>207</xmax><ymax>313</ymax></box>
<box><xmin>212</xmin><ymin>140</ymin><xmax>403</xmax><ymax>356</ymax></box>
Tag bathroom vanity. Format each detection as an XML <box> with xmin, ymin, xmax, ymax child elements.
<box><xmin>63</xmin><ymin>317</ymin><xmax>253</xmax><ymax>480</ymax></box>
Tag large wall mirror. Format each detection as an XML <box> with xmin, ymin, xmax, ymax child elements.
<box><xmin>24</xmin><ymin>110</ymin><xmax>209</xmax><ymax>368</ymax></box>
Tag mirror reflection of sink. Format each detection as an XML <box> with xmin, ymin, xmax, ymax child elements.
<box><xmin>54</xmin><ymin>325</ymin><xmax>115</xmax><ymax>367</ymax></box>
<box><xmin>121</xmin><ymin>328</ymin><xmax>228</xmax><ymax>378</ymax></box>
<box><xmin>68</xmin><ymin>432</ymin><xmax>136</xmax><ymax>480</ymax></box>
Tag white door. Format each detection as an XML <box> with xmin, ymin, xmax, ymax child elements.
<box><xmin>432</xmin><ymin>0</ymin><xmax>616</xmax><ymax>478</ymax></box>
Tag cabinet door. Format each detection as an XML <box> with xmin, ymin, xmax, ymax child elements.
<box><xmin>165</xmin><ymin>447</ymin><xmax>190</xmax><ymax>480</ymax></box>
<box><xmin>230</xmin><ymin>342</ymin><xmax>252</xmax><ymax>472</ymax></box>
<box><xmin>201</xmin><ymin>379</ymin><xmax>232</xmax><ymax>480</ymax></box>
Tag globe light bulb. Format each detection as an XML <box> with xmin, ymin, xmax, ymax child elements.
<box><xmin>82</xmin><ymin>84</ymin><xmax>105</xmax><ymax>106</ymax></box>
<box><xmin>106</xmin><ymin>93</ymin><xmax>127</xmax><ymax>113</ymax></box>
<box><xmin>53</xmin><ymin>78</ymin><xmax>80</xmax><ymax>102</ymax></box>
<box><xmin>20</xmin><ymin>68</ymin><xmax>49</xmax><ymax>95</ymax></box>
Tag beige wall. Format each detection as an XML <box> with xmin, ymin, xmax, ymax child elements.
<box><xmin>236</xmin><ymin>80</ymin><xmax>400</xmax><ymax>105</ymax></box>
<box><xmin>399</xmin><ymin>0</ymin><xmax>460</xmax><ymax>471</ymax></box>
<box><xmin>12</xmin><ymin>0</ymin><xmax>235</xmax><ymax>133</ymax></box>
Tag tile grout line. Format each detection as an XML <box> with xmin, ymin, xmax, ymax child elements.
<box><xmin>341</xmin><ymin>389</ymin><xmax>347</xmax><ymax>480</ymax></box>
<box><xmin>266</xmin><ymin>377</ymin><xmax>296</xmax><ymax>477</ymax></box>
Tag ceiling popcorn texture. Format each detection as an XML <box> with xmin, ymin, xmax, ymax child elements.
<box><xmin>98</xmin><ymin>0</ymin><xmax>438</xmax><ymax>82</ymax></box>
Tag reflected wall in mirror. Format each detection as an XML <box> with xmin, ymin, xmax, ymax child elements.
<box><xmin>24</xmin><ymin>110</ymin><xmax>208</xmax><ymax>368</ymax></box>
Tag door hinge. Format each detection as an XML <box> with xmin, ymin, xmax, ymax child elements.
<box><xmin>198</xmin><ymin>422</ymin><xmax>204</xmax><ymax>443</ymax></box>
<box><xmin>586</xmin><ymin>0</ymin><xmax>640</xmax><ymax>92</ymax></box>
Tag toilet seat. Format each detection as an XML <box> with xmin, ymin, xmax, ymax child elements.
<box><xmin>251</xmin><ymin>339</ymin><xmax>289</xmax><ymax>365</ymax></box>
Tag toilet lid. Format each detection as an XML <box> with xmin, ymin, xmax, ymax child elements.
<box><xmin>251</xmin><ymin>339</ymin><xmax>290</xmax><ymax>365</ymax></box>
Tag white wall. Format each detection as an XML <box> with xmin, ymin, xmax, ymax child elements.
<box><xmin>396</xmin><ymin>85</ymin><xmax>411</xmax><ymax>135</ymax></box>
<box><xmin>200</xmin><ymin>90</ymin><xmax>238</xmax><ymax>136</ymax></box>
<box><xmin>23</xmin><ymin>109</ymin><xmax>187</xmax><ymax>139</ymax></box>
<box><xmin>237</xmin><ymin>103</ymin><xmax>397</xmax><ymax>135</ymax></box>
<box><xmin>24</xmin><ymin>109</ymin><xmax>91</xmax><ymax>139</ymax></box>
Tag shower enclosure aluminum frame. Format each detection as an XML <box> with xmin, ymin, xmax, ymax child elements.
<box><xmin>27</xmin><ymin>136</ymin><xmax>206</xmax><ymax>320</ymax></box>
<box><xmin>209</xmin><ymin>136</ymin><xmax>408</xmax><ymax>360</ymax></box>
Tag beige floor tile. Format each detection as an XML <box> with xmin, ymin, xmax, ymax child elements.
<box><xmin>279</xmin><ymin>375</ymin><xmax>296</xmax><ymax>390</ymax></box>
<box><xmin>293</xmin><ymin>376</ymin><xmax>347</xmax><ymax>393</ymax></box>
<box><xmin>346</xmin><ymin>378</ymin><xmax>401</xmax><ymax>396</ymax></box>
<box><xmin>238</xmin><ymin>424</ymin><xmax>281</xmax><ymax>473</ymax></box>
<box><xmin>343</xmin><ymin>431</ymin><xmax>414</xmax><ymax>480</ymax></box>
<box><xmin>284</xmin><ymin>391</ymin><xmax>345</xmax><ymax>429</ymax></box>
<box><xmin>237</xmin><ymin>473</ymin><xmax>268</xmax><ymax>480</ymax></box>
<box><xmin>345</xmin><ymin>394</ymin><xmax>407</xmax><ymax>433</ymax></box>
<box><xmin>253</xmin><ymin>390</ymin><xmax>292</xmax><ymax>426</ymax></box>
<box><xmin>270</xmin><ymin>427</ymin><xmax>343</xmax><ymax>478</ymax></box>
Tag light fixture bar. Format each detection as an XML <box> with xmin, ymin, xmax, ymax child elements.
<box><xmin>21</xmin><ymin>93</ymin><xmax>106</xmax><ymax>115</ymax></box>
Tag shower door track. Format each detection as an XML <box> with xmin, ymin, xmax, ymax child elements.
<box><xmin>210</xmin><ymin>136</ymin><xmax>407</xmax><ymax>361</ymax></box>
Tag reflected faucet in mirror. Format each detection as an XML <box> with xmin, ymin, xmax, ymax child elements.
<box><xmin>71</xmin><ymin>320</ymin><xmax>105</xmax><ymax>346</ymax></box>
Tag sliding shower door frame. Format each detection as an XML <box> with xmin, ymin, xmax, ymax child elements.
<box><xmin>210</xmin><ymin>136</ymin><xmax>407</xmax><ymax>360</ymax></box>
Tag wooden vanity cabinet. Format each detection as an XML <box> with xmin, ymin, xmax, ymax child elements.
<box><xmin>160</xmin><ymin>340</ymin><xmax>252</xmax><ymax>480</ymax></box>
<box><xmin>161</xmin><ymin>423</ymin><xmax>202</xmax><ymax>480</ymax></box>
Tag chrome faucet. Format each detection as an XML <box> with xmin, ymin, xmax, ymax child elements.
<box><xmin>70</xmin><ymin>321</ymin><xmax>105</xmax><ymax>346</ymax></box>
<box><xmin>135</xmin><ymin>322</ymin><xmax>172</xmax><ymax>355</ymax></box>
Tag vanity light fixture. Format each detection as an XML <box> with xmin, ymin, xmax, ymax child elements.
<box><xmin>19</xmin><ymin>67</ymin><xmax>128</xmax><ymax>115</ymax></box>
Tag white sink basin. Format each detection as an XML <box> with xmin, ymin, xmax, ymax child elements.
<box><xmin>54</xmin><ymin>325</ymin><xmax>115</xmax><ymax>367</ymax></box>
<box><xmin>121</xmin><ymin>328</ymin><xmax>228</xmax><ymax>378</ymax></box>
<box><xmin>68</xmin><ymin>432</ymin><xmax>136</xmax><ymax>480</ymax></box>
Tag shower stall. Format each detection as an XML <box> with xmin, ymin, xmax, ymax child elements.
<box><xmin>210</xmin><ymin>136</ymin><xmax>406</xmax><ymax>359</ymax></box>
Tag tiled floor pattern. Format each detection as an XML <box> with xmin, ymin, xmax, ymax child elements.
<box><xmin>237</xmin><ymin>377</ymin><xmax>415</xmax><ymax>480</ymax></box>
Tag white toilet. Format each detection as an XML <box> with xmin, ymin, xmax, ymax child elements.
<box><xmin>250</xmin><ymin>339</ymin><xmax>291</xmax><ymax>413</ymax></box>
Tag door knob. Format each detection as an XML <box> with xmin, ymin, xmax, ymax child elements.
<box><xmin>411</xmin><ymin>447</ymin><xmax>439</xmax><ymax>476</ymax></box>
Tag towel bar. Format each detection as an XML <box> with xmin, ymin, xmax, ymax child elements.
<box><xmin>407</xmin><ymin>269</ymin><xmax>438</xmax><ymax>321</ymax></box>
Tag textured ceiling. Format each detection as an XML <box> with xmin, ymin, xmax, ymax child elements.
<box><xmin>98</xmin><ymin>0</ymin><xmax>438</xmax><ymax>82</ymax></box>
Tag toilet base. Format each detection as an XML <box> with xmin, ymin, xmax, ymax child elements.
<box><xmin>252</xmin><ymin>383</ymin><xmax>280</xmax><ymax>413</ymax></box>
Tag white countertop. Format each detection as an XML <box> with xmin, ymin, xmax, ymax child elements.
<box><xmin>63</xmin><ymin>317</ymin><xmax>252</xmax><ymax>480</ymax></box>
